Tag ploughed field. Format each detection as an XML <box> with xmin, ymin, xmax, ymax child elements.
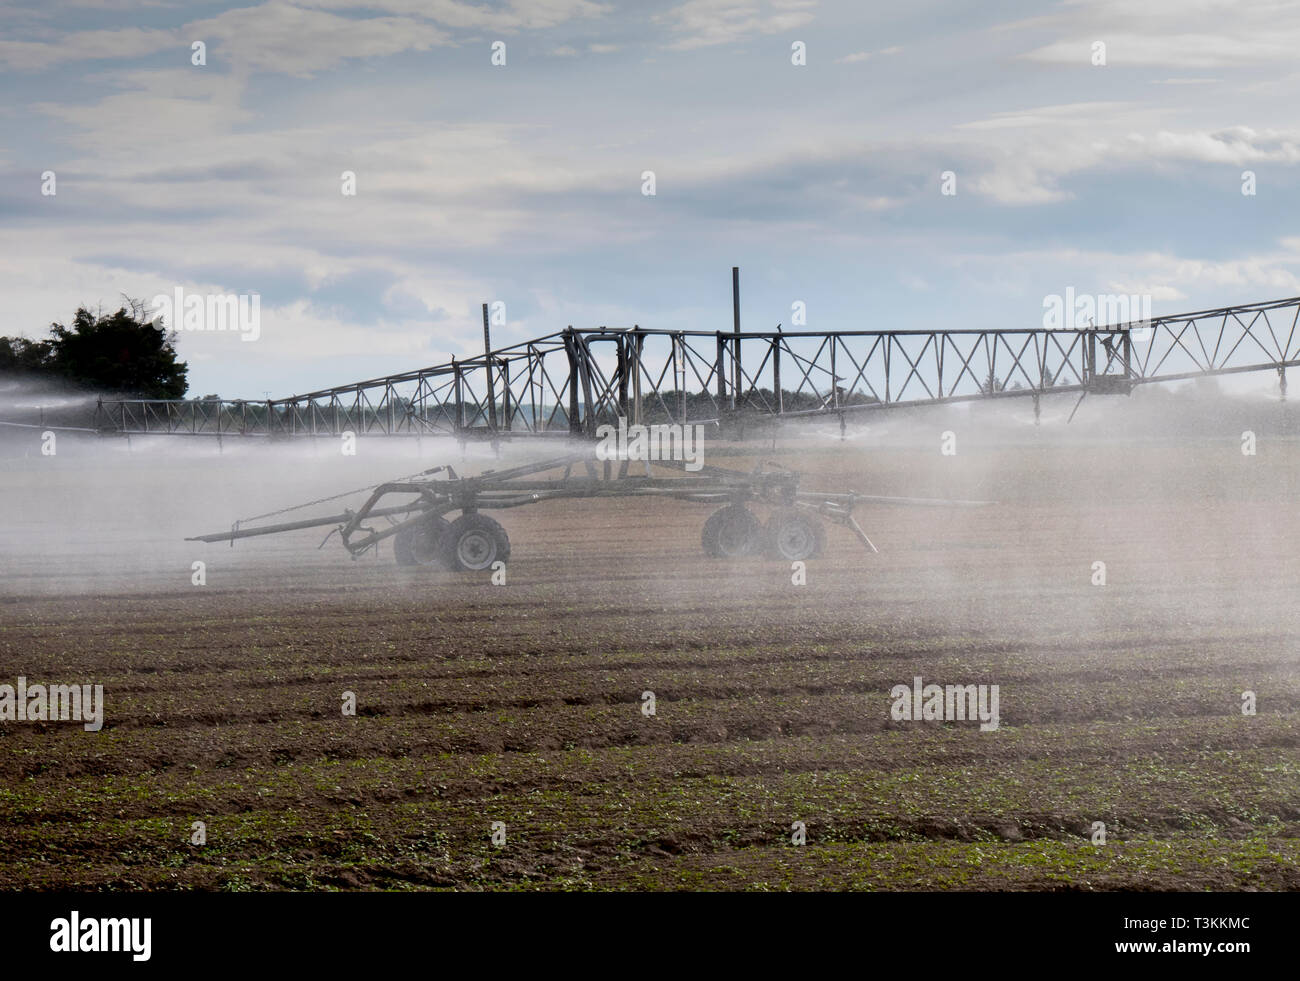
<box><xmin>1</xmin><ymin>427</ymin><xmax>1299</xmax><ymax>890</ymax></box>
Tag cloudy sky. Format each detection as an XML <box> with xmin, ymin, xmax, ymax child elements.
<box><xmin>2</xmin><ymin>0</ymin><xmax>1298</xmax><ymax>399</ymax></box>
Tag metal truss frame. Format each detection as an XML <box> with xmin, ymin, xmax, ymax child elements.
<box><xmin>91</xmin><ymin>296</ymin><xmax>1300</xmax><ymax>438</ymax></box>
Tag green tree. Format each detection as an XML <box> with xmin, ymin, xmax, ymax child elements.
<box><xmin>0</xmin><ymin>300</ymin><xmax>188</xmax><ymax>398</ymax></box>
<box><xmin>0</xmin><ymin>335</ymin><xmax>53</xmax><ymax>372</ymax></box>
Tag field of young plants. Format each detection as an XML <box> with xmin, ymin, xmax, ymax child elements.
<box><xmin>2</xmin><ymin>426</ymin><xmax>1297</xmax><ymax>890</ymax></box>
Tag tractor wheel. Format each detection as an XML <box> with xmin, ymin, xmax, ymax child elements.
<box><xmin>701</xmin><ymin>505</ymin><xmax>764</xmax><ymax>558</ymax></box>
<box><xmin>765</xmin><ymin>509</ymin><xmax>825</xmax><ymax>561</ymax></box>
<box><xmin>439</xmin><ymin>512</ymin><xmax>511</xmax><ymax>572</ymax></box>
<box><xmin>393</xmin><ymin>514</ymin><xmax>451</xmax><ymax>567</ymax></box>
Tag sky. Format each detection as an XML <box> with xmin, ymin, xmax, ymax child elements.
<box><xmin>1</xmin><ymin>0</ymin><xmax>1298</xmax><ymax>400</ymax></box>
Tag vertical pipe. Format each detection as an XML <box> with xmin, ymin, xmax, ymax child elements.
<box><xmin>565</xmin><ymin>328</ymin><xmax>582</xmax><ymax>435</ymax></box>
<box><xmin>731</xmin><ymin>266</ymin><xmax>741</xmax><ymax>410</ymax></box>
<box><xmin>632</xmin><ymin>329</ymin><xmax>643</xmax><ymax>426</ymax></box>
<box><xmin>453</xmin><ymin>358</ymin><xmax>464</xmax><ymax>432</ymax></box>
<box><xmin>529</xmin><ymin>344</ymin><xmax>539</xmax><ymax>432</ymax></box>
<box><xmin>617</xmin><ymin>336</ymin><xmax>629</xmax><ymax>420</ymax></box>
<box><xmin>482</xmin><ymin>303</ymin><xmax>498</xmax><ymax>432</ymax></box>
<box><xmin>501</xmin><ymin>360</ymin><xmax>511</xmax><ymax>431</ymax></box>
<box><xmin>715</xmin><ymin>334</ymin><xmax>726</xmax><ymax>404</ymax></box>
<box><xmin>675</xmin><ymin>335</ymin><xmax>686</xmax><ymax>423</ymax></box>
<box><xmin>772</xmin><ymin>335</ymin><xmax>782</xmax><ymax>414</ymax></box>
<box><xmin>831</xmin><ymin>335</ymin><xmax>839</xmax><ymax>410</ymax></box>
<box><xmin>884</xmin><ymin>336</ymin><xmax>891</xmax><ymax>404</ymax></box>
<box><xmin>937</xmin><ymin>334</ymin><xmax>944</xmax><ymax>397</ymax></box>
<box><xmin>576</xmin><ymin>335</ymin><xmax>595</xmax><ymax>436</ymax></box>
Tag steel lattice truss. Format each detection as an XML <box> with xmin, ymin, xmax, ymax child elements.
<box><xmin>92</xmin><ymin>296</ymin><xmax>1300</xmax><ymax>438</ymax></box>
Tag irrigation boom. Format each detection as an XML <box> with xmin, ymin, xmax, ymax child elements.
<box><xmin>89</xmin><ymin>291</ymin><xmax>1300</xmax><ymax>440</ymax></box>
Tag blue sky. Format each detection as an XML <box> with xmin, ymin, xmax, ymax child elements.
<box><xmin>2</xmin><ymin>0</ymin><xmax>1298</xmax><ymax>399</ymax></box>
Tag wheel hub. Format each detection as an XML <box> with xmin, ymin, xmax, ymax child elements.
<box><xmin>457</xmin><ymin>530</ymin><xmax>496</xmax><ymax>570</ymax></box>
<box><xmin>776</xmin><ymin>524</ymin><xmax>813</xmax><ymax>557</ymax></box>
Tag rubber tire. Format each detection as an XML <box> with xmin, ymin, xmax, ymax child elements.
<box><xmin>394</xmin><ymin>514</ymin><xmax>451</xmax><ymax>567</ymax></box>
<box><xmin>701</xmin><ymin>505</ymin><xmax>764</xmax><ymax>558</ymax></box>
<box><xmin>765</xmin><ymin>509</ymin><xmax>825</xmax><ymax>561</ymax></box>
<box><xmin>439</xmin><ymin>512</ymin><xmax>511</xmax><ymax>572</ymax></box>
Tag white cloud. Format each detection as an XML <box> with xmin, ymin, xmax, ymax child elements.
<box><xmin>295</xmin><ymin>0</ymin><xmax>610</xmax><ymax>31</ymax></box>
<box><xmin>0</xmin><ymin>27</ymin><xmax>177</xmax><ymax>71</ymax></box>
<box><xmin>954</xmin><ymin>240</ymin><xmax>1300</xmax><ymax>303</ymax></box>
<box><xmin>836</xmin><ymin>45</ymin><xmax>900</xmax><ymax>63</ymax></box>
<box><xmin>186</xmin><ymin>4</ymin><xmax>451</xmax><ymax>77</ymax></box>
<box><xmin>954</xmin><ymin>101</ymin><xmax>1300</xmax><ymax>204</ymax></box>
<box><xmin>1017</xmin><ymin>0</ymin><xmax>1300</xmax><ymax>68</ymax></box>
<box><xmin>1137</xmin><ymin>127</ymin><xmax>1300</xmax><ymax>165</ymax></box>
<box><xmin>656</xmin><ymin>0</ymin><xmax>818</xmax><ymax>51</ymax></box>
<box><xmin>0</xmin><ymin>0</ymin><xmax>612</xmax><ymax>75</ymax></box>
<box><xmin>1025</xmin><ymin>33</ymin><xmax>1295</xmax><ymax>68</ymax></box>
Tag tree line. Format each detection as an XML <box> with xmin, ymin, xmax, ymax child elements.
<box><xmin>0</xmin><ymin>299</ymin><xmax>188</xmax><ymax>399</ymax></box>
